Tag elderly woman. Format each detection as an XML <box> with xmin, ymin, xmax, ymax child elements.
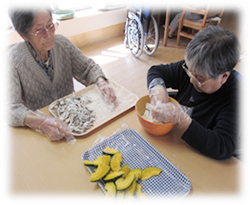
<box><xmin>147</xmin><ymin>26</ymin><xmax>240</xmax><ymax>159</ymax></box>
<box><xmin>7</xmin><ymin>7</ymin><xmax>116</xmax><ymax>142</ymax></box>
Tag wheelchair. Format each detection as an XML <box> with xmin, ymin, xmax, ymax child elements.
<box><xmin>124</xmin><ymin>7</ymin><xmax>159</xmax><ymax>58</ymax></box>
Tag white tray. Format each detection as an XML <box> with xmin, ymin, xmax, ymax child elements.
<box><xmin>82</xmin><ymin>129</ymin><xmax>192</xmax><ymax>199</ymax></box>
<box><xmin>49</xmin><ymin>81</ymin><xmax>139</xmax><ymax>136</ymax></box>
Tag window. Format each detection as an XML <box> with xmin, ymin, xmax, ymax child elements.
<box><xmin>51</xmin><ymin>2</ymin><xmax>126</xmax><ymax>11</ymax></box>
<box><xmin>51</xmin><ymin>2</ymin><xmax>92</xmax><ymax>11</ymax></box>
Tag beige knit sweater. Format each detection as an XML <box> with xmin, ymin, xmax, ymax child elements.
<box><xmin>7</xmin><ymin>34</ymin><xmax>105</xmax><ymax>126</ymax></box>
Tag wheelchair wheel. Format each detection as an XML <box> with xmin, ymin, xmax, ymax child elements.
<box><xmin>127</xmin><ymin>12</ymin><xmax>144</xmax><ymax>58</ymax></box>
<box><xmin>144</xmin><ymin>15</ymin><xmax>159</xmax><ymax>56</ymax></box>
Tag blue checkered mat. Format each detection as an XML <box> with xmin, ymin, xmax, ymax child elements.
<box><xmin>82</xmin><ymin>129</ymin><xmax>191</xmax><ymax>199</ymax></box>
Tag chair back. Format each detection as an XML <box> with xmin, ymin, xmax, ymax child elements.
<box><xmin>177</xmin><ymin>6</ymin><xmax>224</xmax><ymax>46</ymax></box>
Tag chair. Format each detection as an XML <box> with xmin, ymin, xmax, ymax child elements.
<box><xmin>176</xmin><ymin>6</ymin><xmax>224</xmax><ymax>46</ymax></box>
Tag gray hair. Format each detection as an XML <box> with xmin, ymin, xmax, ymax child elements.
<box><xmin>8</xmin><ymin>6</ymin><xmax>52</xmax><ymax>38</ymax></box>
<box><xmin>185</xmin><ymin>26</ymin><xmax>240</xmax><ymax>79</ymax></box>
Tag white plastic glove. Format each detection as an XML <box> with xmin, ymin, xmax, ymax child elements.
<box><xmin>96</xmin><ymin>77</ymin><xmax>117</xmax><ymax>109</ymax></box>
<box><xmin>148</xmin><ymin>78</ymin><xmax>169</xmax><ymax>105</ymax></box>
<box><xmin>149</xmin><ymin>84</ymin><xmax>169</xmax><ymax>105</ymax></box>
<box><xmin>24</xmin><ymin>110</ymin><xmax>76</xmax><ymax>144</ymax></box>
<box><xmin>148</xmin><ymin>102</ymin><xmax>192</xmax><ymax>129</ymax></box>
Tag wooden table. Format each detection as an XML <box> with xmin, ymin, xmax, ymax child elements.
<box><xmin>9</xmin><ymin>87</ymin><xmax>241</xmax><ymax>199</ymax></box>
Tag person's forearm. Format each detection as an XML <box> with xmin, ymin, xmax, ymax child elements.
<box><xmin>24</xmin><ymin>113</ymin><xmax>46</xmax><ymax>129</ymax></box>
<box><xmin>182</xmin><ymin>120</ymin><xmax>235</xmax><ymax>159</ymax></box>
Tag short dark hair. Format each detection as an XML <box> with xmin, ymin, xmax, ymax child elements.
<box><xmin>8</xmin><ymin>6</ymin><xmax>52</xmax><ymax>38</ymax></box>
<box><xmin>185</xmin><ymin>26</ymin><xmax>240</xmax><ymax>79</ymax></box>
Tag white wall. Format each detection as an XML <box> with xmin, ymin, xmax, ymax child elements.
<box><xmin>5</xmin><ymin>7</ymin><xmax>127</xmax><ymax>46</ymax></box>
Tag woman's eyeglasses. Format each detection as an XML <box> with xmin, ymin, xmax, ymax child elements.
<box><xmin>30</xmin><ymin>22</ymin><xmax>59</xmax><ymax>38</ymax></box>
<box><xmin>182</xmin><ymin>62</ymin><xmax>210</xmax><ymax>88</ymax></box>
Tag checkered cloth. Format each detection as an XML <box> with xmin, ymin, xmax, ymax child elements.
<box><xmin>82</xmin><ymin>129</ymin><xmax>191</xmax><ymax>199</ymax></box>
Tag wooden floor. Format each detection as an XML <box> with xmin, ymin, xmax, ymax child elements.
<box><xmin>73</xmin><ymin>10</ymin><xmax>241</xmax><ymax>96</ymax></box>
<box><xmin>75</xmin><ymin>34</ymin><xmax>186</xmax><ymax>97</ymax></box>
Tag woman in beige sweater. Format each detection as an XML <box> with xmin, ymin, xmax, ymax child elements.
<box><xmin>7</xmin><ymin>6</ymin><xmax>116</xmax><ymax>141</ymax></box>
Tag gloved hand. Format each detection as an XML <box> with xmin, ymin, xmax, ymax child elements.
<box><xmin>96</xmin><ymin>77</ymin><xmax>117</xmax><ymax>109</ymax></box>
<box><xmin>148</xmin><ymin>102</ymin><xmax>192</xmax><ymax>129</ymax></box>
<box><xmin>24</xmin><ymin>110</ymin><xmax>76</xmax><ymax>144</ymax></box>
<box><xmin>148</xmin><ymin>78</ymin><xmax>169</xmax><ymax>105</ymax></box>
<box><xmin>149</xmin><ymin>84</ymin><xmax>169</xmax><ymax>106</ymax></box>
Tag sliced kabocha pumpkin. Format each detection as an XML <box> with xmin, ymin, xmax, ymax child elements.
<box><xmin>99</xmin><ymin>155</ymin><xmax>111</xmax><ymax>165</ymax></box>
<box><xmin>123</xmin><ymin>169</ymin><xmax>141</xmax><ymax>197</ymax></box>
<box><xmin>104</xmin><ymin>170</ymin><xmax>124</xmax><ymax>182</ymax></box>
<box><xmin>129</xmin><ymin>168</ymin><xmax>142</xmax><ymax>181</ymax></box>
<box><xmin>125</xmin><ymin>177</ymin><xmax>137</xmax><ymax>197</ymax></box>
<box><xmin>103</xmin><ymin>147</ymin><xmax>119</xmax><ymax>155</ymax></box>
<box><xmin>116</xmin><ymin>190</ymin><xmax>125</xmax><ymax>200</ymax></box>
<box><xmin>115</xmin><ymin>171</ymin><xmax>135</xmax><ymax>190</ymax></box>
<box><xmin>90</xmin><ymin>163</ymin><xmax>110</xmax><ymax>182</ymax></box>
<box><xmin>135</xmin><ymin>183</ymin><xmax>147</xmax><ymax>198</ymax></box>
<box><xmin>110</xmin><ymin>152</ymin><xmax>123</xmax><ymax>172</ymax></box>
<box><xmin>104</xmin><ymin>182</ymin><xmax>116</xmax><ymax>198</ymax></box>
<box><xmin>140</xmin><ymin>167</ymin><xmax>162</xmax><ymax>181</ymax></box>
<box><xmin>121</xmin><ymin>164</ymin><xmax>130</xmax><ymax>178</ymax></box>
<box><xmin>83</xmin><ymin>155</ymin><xmax>111</xmax><ymax>166</ymax></box>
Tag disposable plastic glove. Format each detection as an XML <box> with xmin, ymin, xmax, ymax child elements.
<box><xmin>149</xmin><ymin>84</ymin><xmax>169</xmax><ymax>105</ymax></box>
<box><xmin>148</xmin><ymin>78</ymin><xmax>169</xmax><ymax>105</ymax></box>
<box><xmin>96</xmin><ymin>77</ymin><xmax>117</xmax><ymax>109</ymax></box>
<box><xmin>24</xmin><ymin>110</ymin><xmax>76</xmax><ymax>144</ymax></box>
<box><xmin>148</xmin><ymin>102</ymin><xmax>192</xmax><ymax>129</ymax></box>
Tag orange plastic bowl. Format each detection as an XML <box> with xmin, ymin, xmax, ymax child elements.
<box><xmin>135</xmin><ymin>95</ymin><xmax>179</xmax><ymax>136</ymax></box>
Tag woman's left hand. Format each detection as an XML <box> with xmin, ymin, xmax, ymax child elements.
<box><xmin>96</xmin><ymin>77</ymin><xmax>116</xmax><ymax>107</ymax></box>
<box><xmin>149</xmin><ymin>84</ymin><xmax>169</xmax><ymax>106</ymax></box>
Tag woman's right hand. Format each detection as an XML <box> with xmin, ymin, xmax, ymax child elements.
<box><xmin>24</xmin><ymin>111</ymin><xmax>73</xmax><ymax>142</ymax></box>
<box><xmin>149</xmin><ymin>102</ymin><xmax>192</xmax><ymax>129</ymax></box>
<box><xmin>38</xmin><ymin>117</ymin><xmax>72</xmax><ymax>141</ymax></box>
